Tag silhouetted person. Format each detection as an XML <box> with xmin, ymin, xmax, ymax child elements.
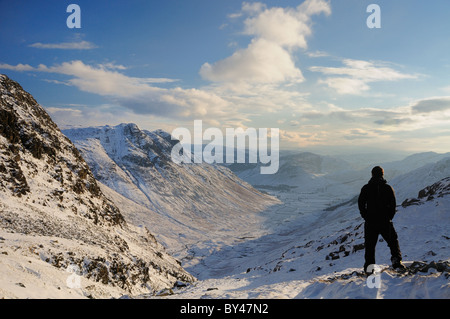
<box><xmin>358</xmin><ymin>166</ymin><xmax>405</xmax><ymax>273</ymax></box>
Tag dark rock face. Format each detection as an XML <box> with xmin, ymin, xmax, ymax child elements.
<box><xmin>0</xmin><ymin>74</ymin><xmax>123</xmax><ymax>225</ymax></box>
<box><xmin>417</xmin><ymin>177</ymin><xmax>450</xmax><ymax>200</ymax></box>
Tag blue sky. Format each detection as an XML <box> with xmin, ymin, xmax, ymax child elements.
<box><xmin>1</xmin><ymin>0</ymin><xmax>450</xmax><ymax>154</ymax></box>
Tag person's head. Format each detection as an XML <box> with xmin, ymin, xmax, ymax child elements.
<box><xmin>371</xmin><ymin>166</ymin><xmax>384</xmax><ymax>178</ymax></box>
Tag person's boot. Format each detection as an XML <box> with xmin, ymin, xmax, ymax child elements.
<box><xmin>391</xmin><ymin>257</ymin><xmax>406</xmax><ymax>271</ymax></box>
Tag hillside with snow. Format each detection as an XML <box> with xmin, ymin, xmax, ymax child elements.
<box><xmin>0</xmin><ymin>74</ymin><xmax>194</xmax><ymax>298</ymax></box>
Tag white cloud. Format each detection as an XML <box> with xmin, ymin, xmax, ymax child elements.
<box><xmin>243</xmin><ymin>7</ymin><xmax>309</xmax><ymax>49</ymax></box>
<box><xmin>40</xmin><ymin>60</ymin><xmax>159</xmax><ymax>97</ymax></box>
<box><xmin>200</xmin><ymin>0</ymin><xmax>330</xmax><ymax>85</ymax></box>
<box><xmin>310</xmin><ymin>59</ymin><xmax>418</xmax><ymax>95</ymax></box>
<box><xmin>243</xmin><ymin>0</ymin><xmax>330</xmax><ymax>49</ymax></box>
<box><xmin>319</xmin><ymin>77</ymin><xmax>370</xmax><ymax>95</ymax></box>
<box><xmin>312</xmin><ymin>59</ymin><xmax>416</xmax><ymax>82</ymax></box>
<box><xmin>306</xmin><ymin>50</ymin><xmax>329</xmax><ymax>58</ymax></box>
<box><xmin>0</xmin><ymin>63</ymin><xmax>35</xmax><ymax>71</ymax></box>
<box><xmin>241</xmin><ymin>2</ymin><xmax>267</xmax><ymax>15</ymax></box>
<box><xmin>100</xmin><ymin>63</ymin><xmax>127</xmax><ymax>70</ymax></box>
<box><xmin>299</xmin><ymin>0</ymin><xmax>332</xmax><ymax>16</ymax></box>
<box><xmin>29</xmin><ymin>41</ymin><xmax>97</xmax><ymax>50</ymax></box>
<box><xmin>200</xmin><ymin>38</ymin><xmax>304</xmax><ymax>83</ymax></box>
<box><xmin>45</xmin><ymin>107</ymin><xmax>83</xmax><ymax>115</ymax></box>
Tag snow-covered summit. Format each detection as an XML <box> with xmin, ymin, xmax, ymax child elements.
<box><xmin>64</xmin><ymin>123</ymin><xmax>176</xmax><ymax>170</ymax></box>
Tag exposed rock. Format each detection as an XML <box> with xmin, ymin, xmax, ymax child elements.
<box><xmin>402</xmin><ymin>177</ymin><xmax>450</xmax><ymax>207</ymax></box>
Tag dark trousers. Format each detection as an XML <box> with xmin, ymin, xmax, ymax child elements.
<box><xmin>364</xmin><ymin>220</ymin><xmax>402</xmax><ymax>268</ymax></box>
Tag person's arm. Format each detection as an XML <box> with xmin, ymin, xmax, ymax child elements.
<box><xmin>358</xmin><ymin>186</ymin><xmax>368</xmax><ymax>220</ymax></box>
<box><xmin>388</xmin><ymin>186</ymin><xmax>397</xmax><ymax>220</ymax></box>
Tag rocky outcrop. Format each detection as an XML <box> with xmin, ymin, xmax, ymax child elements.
<box><xmin>402</xmin><ymin>177</ymin><xmax>450</xmax><ymax>207</ymax></box>
<box><xmin>0</xmin><ymin>74</ymin><xmax>122</xmax><ymax>225</ymax></box>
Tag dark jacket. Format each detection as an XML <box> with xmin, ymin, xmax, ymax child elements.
<box><xmin>358</xmin><ymin>177</ymin><xmax>397</xmax><ymax>222</ymax></box>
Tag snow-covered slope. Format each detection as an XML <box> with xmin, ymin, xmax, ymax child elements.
<box><xmin>159</xmin><ymin>177</ymin><xmax>449</xmax><ymax>299</ymax></box>
<box><xmin>0</xmin><ymin>74</ymin><xmax>194</xmax><ymax>298</ymax></box>
<box><xmin>62</xmin><ymin>124</ymin><xmax>279</xmax><ymax>258</ymax></box>
<box><xmin>376</xmin><ymin>152</ymin><xmax>450</xmax><ymax>179</ymax></box>
<box><xmin>391</xmin><ymin>156</ymin><xmax>450</xmax><ymax>203</ymax></box>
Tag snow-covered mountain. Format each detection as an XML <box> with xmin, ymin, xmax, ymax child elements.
<box><xmin>231</xmin><ymin>151</ymin><xmax>350</xmax><ymax>188</ymax></box>
<box><xmin>0</xmin><ymin>74</ymin><xmax>194</xmax><ymax>298</ymax></box>
<box><xmin>62</xmin><ymin>124</ymin><xmax>279</xmax><ymax>258</ymax></box>
<box><xmin>391</xmin><ymin>156</ymin><xmax>450</xmax><ymax>203</ymax></box>
<box><xmin>374</xmin><ymin>152</ymin><xmax>450</xmax><ymax>179</ymax></box>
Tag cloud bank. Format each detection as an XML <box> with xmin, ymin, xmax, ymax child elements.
<box><xmin>0</xmin><ymin>60</ymin><xmax>237</xmax><ymax>125</ymax></box>
<box><xmin>310</xmin><ymin>59</ymin><xmax>419</xmax><ymax>95</ymax></box>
